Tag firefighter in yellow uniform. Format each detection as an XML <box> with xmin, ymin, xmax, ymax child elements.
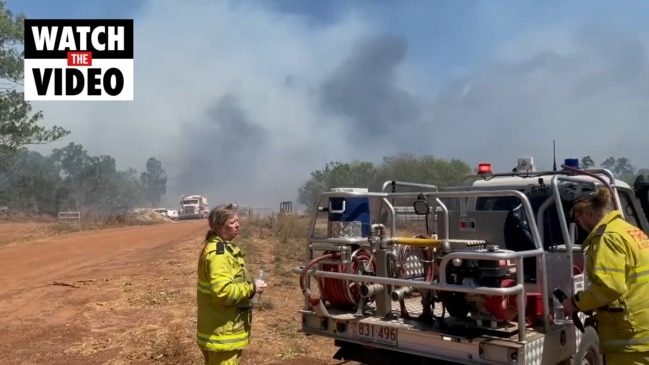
<box><xmin>562</xmin><ymin>187</ymin><xmax>649</xmax><ymax>364</ymax></box>
<box><xmin>196</xmin><ymin>204</ymin><xmax>267</xmax><ymax>365</ymax></box>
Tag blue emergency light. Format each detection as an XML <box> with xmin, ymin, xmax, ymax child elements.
<box><xmin>563</xmin><ymin>158</ymin><xmax>580</xmax><ymax>169</ymax></box>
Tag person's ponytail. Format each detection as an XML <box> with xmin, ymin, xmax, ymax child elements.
<box><xmin>593</xmin><ymin>188</ymin><xmax>613</xmax><ymax>210</ymax></box>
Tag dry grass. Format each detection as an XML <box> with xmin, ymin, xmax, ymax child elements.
<box><xmin>48</xmin><ymin>211</ymin><xmax>174</xmax><ymax>234</ymax></box>
<box><xmin>0</xmin><ymin>210</ymin><xmax>58</xmax><ymax>223</ymax></box>
<box><xmin>0</xmin><ymin>212</ymin><xmax>175</xmax><ymax>250</ymax></box>
<box><xmin>237</xmin><ymin>214</ymin><xmax>342</xmax><ymax>364</ymax></box>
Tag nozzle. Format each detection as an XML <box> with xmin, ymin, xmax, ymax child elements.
<box><xmin>391</xmin><ymin>287</ymin><xmax>412</xmax><ymax>301</ymax></box>
<box><xmin>309</xmin><ymin>297</ymin><xmax>331</xmax><ymax>317</ymax></box>
<box><xmin>359</xmin><ymin>283</ymin><xmax>384</xmax><ymax>298</ymax></box>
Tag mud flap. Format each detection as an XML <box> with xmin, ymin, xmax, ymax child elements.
<box><xmin>574</xmin><ymin>326</ymin><xmax>603</xmax><ymax>364</ymax></box>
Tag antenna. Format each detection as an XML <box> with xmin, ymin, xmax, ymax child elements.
<box><xmin>552</xmin><ymin>140</ymin><xmax>557</xmax><ymax>171</ymax></box>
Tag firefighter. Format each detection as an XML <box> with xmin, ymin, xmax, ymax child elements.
<box><xmin>561</xmin><ymin>187</ymin><xmax>649</xmax><ymax>364</ymax></box>
<box><xmin>196</xmin><ymin>203</ymin><xmax>267</xmax><ymax>365</ymax></box>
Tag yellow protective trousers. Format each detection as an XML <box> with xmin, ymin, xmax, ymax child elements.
<box><xmin>202</xmin><ymin>349</ymin><xmax>243</xmax><ymax>365</ymax></box>
<box><xmin>603</xmin><ymin>351</ymin><xmax>649</xmax><ymax>365</ymax></box>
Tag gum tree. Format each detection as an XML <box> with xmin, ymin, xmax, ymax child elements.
<box><xmin>0</xmin><ymin>1</ymin><xmax>69</xmax><ymax>167</ymax></box>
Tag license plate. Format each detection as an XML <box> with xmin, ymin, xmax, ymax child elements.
<box><xmin>353</xmin><ymin>322</ymin><xmax>398</xmax><ymax>346</ymax></box>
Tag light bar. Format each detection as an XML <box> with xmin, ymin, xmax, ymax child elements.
<box><xmin>477</xmin><ymin>163</ymin><xmax>492</xmax><ymax>174</ymax></box>
<box><xmin>563</xmin><ymin>158</ymin><xmax>580</xmax><ymax>169</ymax></box>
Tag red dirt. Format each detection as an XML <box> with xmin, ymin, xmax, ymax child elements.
<box><xmin>0</xmin><ymin>219</ymin><xmax>351</xmax><ymax>365</ymax></box>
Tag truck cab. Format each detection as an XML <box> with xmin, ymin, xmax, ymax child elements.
<box><xmin>440</xmin><ymin>157</ymin><xmax>649</xmax><ymax>289</ymax></box>
<box><xmin>179</xmin><ymin>194</ymin><xmax>209</xmax><ymax>219</ymax></box>
<box><xmin>456</xmin><ymin>157</ymin><xmax>649</xmax><ymax>238</ymax></box>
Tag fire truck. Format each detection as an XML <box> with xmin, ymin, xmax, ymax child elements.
<box><xmin>295</xmin><ymin>157</ymin><xmax>649</xmax><ymax>365</ymax></box>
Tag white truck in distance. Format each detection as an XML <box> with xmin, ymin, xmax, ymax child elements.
<box><xmin>295</xmin><ymin>156</ymin><xmax>649</xmax><ymax>365</ymax></box>
<box><xmin>178</xmin><ymin>195</ymin><xmax>209</xmax><ymax>220</ymax></box>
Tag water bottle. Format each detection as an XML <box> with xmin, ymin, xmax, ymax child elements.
<box><xmin>554</xmin><ymin>297</ymin><xmax>565</xmax><ymax>324</ymax></box>
<box><xmin>251</xmin><ymin>270</ymin><xmax>266</xmax><ymax>304</ymax></box>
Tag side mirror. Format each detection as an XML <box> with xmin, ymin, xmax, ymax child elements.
<box><xmin>413</xmin><ymin>200</ymin><xmax>430</xmax><ymax>215</ymax></box>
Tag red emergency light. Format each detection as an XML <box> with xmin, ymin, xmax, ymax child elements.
<box><xmin>477</xmin><ymin>163</ymin><xmax>492</xmax><ymax>174</ymax></box>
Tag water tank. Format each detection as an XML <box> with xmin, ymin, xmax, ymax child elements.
<box><xmin>327</xmin><ymin>187</ymin><xmax>370</xmax><ymax>238</ymax></box>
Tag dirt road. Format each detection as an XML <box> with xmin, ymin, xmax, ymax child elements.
<box><xmin>0</xmin><ymin>219</ymin><xmax>342</xmax><ymax>365</ymax></box>
<box><xmin>0</xmin><ymin>220</ymin><xmax>207</xmax><ymax>364</ymax></box>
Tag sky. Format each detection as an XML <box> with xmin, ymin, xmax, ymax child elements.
<box><xmin>8</xmin><ymin>0</ymin><xmax>649</xmax><ymax>209</ymax></box>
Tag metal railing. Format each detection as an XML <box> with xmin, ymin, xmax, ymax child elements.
<box><xmin>57</xmin><ymin>211</ymin><xmax>81</xmax><ymax>225</ymax></box>
<box><xmin>380</xmin><ymin>181</ymin><xmax>449</xmax><ymax>239</ymax></box>
<box><xmin>301</xmin><ymin>189</ymin><xmax>549</xmax><ymax>341</ymax></box>
<box><xmin>299</xmin><ymin>169</ymin><xmax>623</xmax><ymax>346</ymax></box>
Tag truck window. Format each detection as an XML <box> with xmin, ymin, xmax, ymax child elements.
<box><xmin>475</xmin><ymin>196</ymin><xmax>522</xmax><ymax>211</ymax></box>
<box><xmin>617</xmin><ymin>189</ymin><xmax>641</xmax><ymax>228</ymax></box>
<box><xmin>437</xmin><ymin>197</ymin><xmax>459</xmax><ymax>211</ymax></box>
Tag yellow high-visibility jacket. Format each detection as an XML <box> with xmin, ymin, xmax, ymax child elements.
<box><xmin>573</xmin><ymin>210</ymin><xmax>649</xmax><ymax>353</ymax></box>
<box><xmin>196</xmin><ymin>235</ymin><xmax>256</xmax><ymax>352</ymax></box>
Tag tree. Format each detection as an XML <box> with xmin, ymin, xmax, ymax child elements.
<box><xmin>600</xmin><ymin>156</ymin><xmax>616</xmax><ymax>171</ymax></box>
<box><xmin>0</xmin><ymin>1</ymin><xmax>69</xmax><ymax>167</ymax></box>
<box><xmin>599</xmin><ymin>156</ymin><xmax>636</xmax><ymax>183</ymax></box>
<box><xmin>580</xmin><ymin>155</ymin><xmax>594</xmax><ymax>168</ymax></box>
<box><xmin>51</xmin><ymin>142</ymin><xmax>91</xmax><ymax>184</ymax></box>
<box><xmin>297</xmin><ymin>161</ymin><xmax>377</xmax><ymax>207</ymax></box>
<box><xmin>0</xmin><ymin>147</ymin><xmax>62</xmax><ymax>212</ymax></box>
<box><xmin>50</xmin><ymin>142</ymin><xmax>91</xmax><ymax>207</ymax></box>
<box><xmin>297</xmin><ymin>154</ymin><xmax>472</xmax><ymax>208</ymax></box>
<box><xmin>140</xmin><ymin>157</ymin><xmax>167</xmax><ymax>206</ymax></box>
<box><xmin>44</xmin><ymin>143</ymin><xmax>152</xmax><ymax>211</ymax></box>
<box><xmin>580</xmin><ymin>155</ymin><xmax>646</xmax><ymax>185</ymax></box>
<box><xmin>614</xmin><ymin>157</ymin><xmax>635</xmax><ymax>180</ymax></box>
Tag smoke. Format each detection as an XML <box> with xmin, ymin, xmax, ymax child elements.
<box><xmin>25</xmin><ymin>1</ymin><xmax>649</xmax><ymax>209</ymax></box>
<box><xmin>175</xmin><ymin>94</ymin><xmax>268</xmax><ymax>196</ymax></box>
<box><xmin>428</xmin><ymin>24</ymin><xmax>649</xmax><ymax>170</ymax></box>
<box><xmin>319</xmin><ymin>35</ymin><xmax>421</xmax><ymax>137</ymax></box>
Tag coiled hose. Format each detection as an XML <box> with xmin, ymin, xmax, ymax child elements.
<box><xmin>395</xmin><ymin>235</ymin><xmax>440</xmax><ymax>319</ymax></box>
<box><xmin>299</xmin><ymin>243</ymin><xmax>443</xmax><ymax>320</ymax></box>
<box><xmin>299</xmin><ymin>247</ymin><xmax>376</xmax><ymax>308</ymax></box>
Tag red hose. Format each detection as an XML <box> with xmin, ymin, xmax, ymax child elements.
<box><xmin>299</xmin><ymin>253</ymin><xmax>336</xmax><ymax>298</ymax></box>
<box><xmin>299</xmin><ymin>248</ymin><xmax>376</xmax><ymax>309</ymax></box>
<box><xmin>573</xmin><ymin>264</ymin><xmax>583</xmax><ymax>275</ymax></box>
<box><xmin>300</xmin><ymin>241</ymin><xmax>440</xmax><ymax>317</ymax></box>
<box><xmin>319</xmin><ymin>248</ymin><xmax>375</xmax><ymax>307</ymax></box>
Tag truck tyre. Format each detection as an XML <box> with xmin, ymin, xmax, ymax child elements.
<box><xmin>580</xmin><ymin>347</ymin><xmax>602</xmax><ymax>365</ymax></box>
<box><xmin>572</xmin><ymin>326</ymin><xmax>603</xmax><ymax>365</ymax></box>
<box><xmin>560</xmin><ymin>347</ymin><xmax>600</xmax><ymax>365</ymax></box>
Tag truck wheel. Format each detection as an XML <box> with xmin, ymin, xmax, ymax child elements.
<box><xmin>580</xmin><ymin>347</ymin><xmax>602</xmax><ymax>365</ymax></box>
<box><xmin>571</xmin><ymin>325</ymin><xmax>602</xmax><ymax>365</ymax></box>
<box><xmin>565</xmin><ymin>345</ymin><xmax>601</xmax><ymax>365</ymax></box>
